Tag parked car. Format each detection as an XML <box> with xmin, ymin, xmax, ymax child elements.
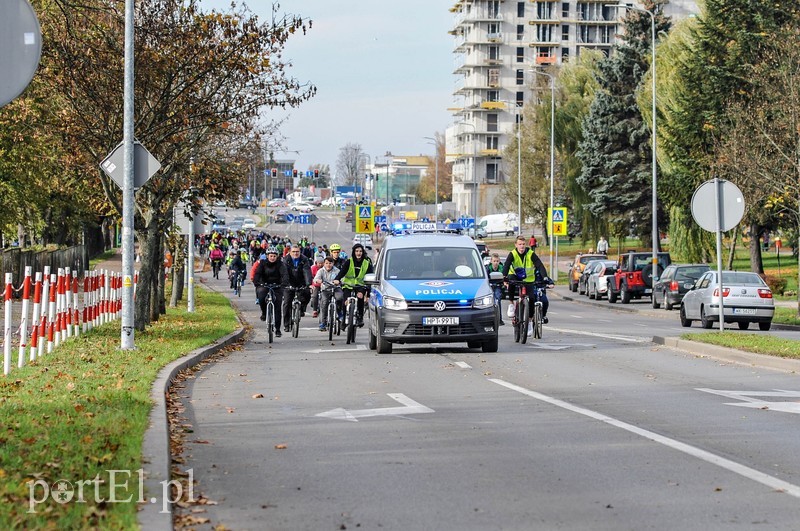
<box><xmin>680</xmin><ymin>270</ymin><xmax>774</xmax><ymax>330</ymax></box>
<box><xmin>568</xmin><ymin>253</ymin><xmax>607</xmax><ymax>292</ymax></box>
<box><xmin>274</xmin><ymin>210</ymin><xmax>289</xmax><ymax>223</ymax></box>
<box><xmin>268</xmin><ymin>199</ymin><xmax>288</xmax><ymax>207</ymax></box>
<box><xmin>608</xmin><ymin>251</ymin><xmax>672</xmax><ymax>304</ymax></box>
<box><xmin>303</xmin><ymin>196</ymin><xmax>322</xmax><ymax>206</ymax></box>
<box><xmin>352</xmin><ymin>234</ymin><xmax>374</xmax><ymax>250</ymax></box>
<box><xmin>586</xmin><ymin>262</ymin><xmax>618</xmax><ymax>300</ymax></box>
<box><xmin>242</xmin><ymin>219</ymin><xmax>257</xmax><ymax>230</ymax></box>
<box><xmin>652</xmin><ymin>264</ymin><xmax>710</xmax><ymax>310</ymax></box>
<box><xmin>579</xmin><ymin>259</ymin><xmax>615</xmax><ymax>296</ymax></box>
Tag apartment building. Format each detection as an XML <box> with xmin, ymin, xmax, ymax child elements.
<box><xmin>446</xmin><ymin>0</ymin><xmax>697</xmax><ymax>218</ymax></box>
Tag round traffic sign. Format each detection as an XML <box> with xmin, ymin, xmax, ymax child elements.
<box><xmin>691</xmin><ymin>179</ymin><xmax>745</xmax><ymax>233</ymax></box>
<box><xmin>0</xmin><ymin>0</ymin><xmax>42</xmax><ymax>108</ymax></box>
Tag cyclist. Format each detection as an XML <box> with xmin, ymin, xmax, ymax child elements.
<box><xmin>313</xmin><ymin>256</ymin><xmax>343</xmax><ymax>331</ymax></box>
<box><xmin>208</xmin><ymin>244</ymin><xmax>224</xmax><ymax>278</ymax></box>
<box><xmin>335</xmin><ymin>243</ymin><xmax>374</xmax><ymax>327</ymax></box>
<box><xmin>327</xmin><ymin>243</ymin><xmax>347</xmax><ymax>271</ymax></box>
<box><xmin>502</xmin><ymin>235</ymin><xmax>552</xmax><ymax>324</ymax></box>
<box><xmin>253</xmin><ymin>246</ymin><xmax>289</xmax><ymax>336</ymax></box>
<box><xmin>310</xmin><ymin>255</ymin><xmax>325</xmax><ymax>318</ymax></box>
<box><xmin>486</xmin><ymin>252</ymin><xmax>505</xmax><ymax>326</ymax></box>
<box><xmin>228</xmin><ymin>250</ymin><xmax>247</xmax><ymax>292</ymax></box>
<box><xmin>281</xmin><ymin>244</ymin><xmax>313</xmax><ymax>333</ymax></box>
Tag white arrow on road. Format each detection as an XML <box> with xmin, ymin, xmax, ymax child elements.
<box><xmin>697</xmin><ymin>388</ymin><xmax>800</xmax><ymax>415</ymax></box>
<box><xmin>316</xmin><ymin>393</ymin><xmax>434</xmax><ymax>422</ymax></box>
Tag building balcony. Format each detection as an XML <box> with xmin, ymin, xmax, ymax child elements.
<box><xmin>535</xmin><ymin>55</ymin><xmax>558</xmax><ymax>65</ymax></box>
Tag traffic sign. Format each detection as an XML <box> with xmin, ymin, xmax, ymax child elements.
<box><xmin>374</xmin><ymin>215</ymin><xmax>387</xmax><ymax>224</ymax></box>
<box><xmin>101</xmin><ymin>141</ymin><xmax>161</xmax><ymax>189</ymax></box>
<box><xmin>548</xmin><ymin>207</ymin><xmax>568</xmax><ymax>236</ymax></box>
<box><xmin>691</xmin><ymin>179</ymin><xmax>745</xmax><ymax>233</ymax></box>
<box><xmin>296</xmin><ymin>214</ymin><xmax>319</xmax><ymax>225</ymax></box>
<box><xmin>459</xmin><ymin>217</ymin><xmax>475</xmax><ymax>229</ymax></box>
<box><xmin>285</xmin><ymin>213</ymin><xmax>295</xmax><ymax>222</ymax></box>
<box><xmin>356</xmin><ymin>205</ymin><xmax>373</xmax><ymax>234</ymax></box>
<box><xmin>0</xmin><ymin>0</ymin><xmax>42</xmax><ymax>108</ymax></box>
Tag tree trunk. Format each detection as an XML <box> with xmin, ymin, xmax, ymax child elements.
<box><xmin>134</xmin><ymin>223</ymin><xmax>160</xmax><ymax>331</ymax></box>
<box><xmin>749</xmin><ymin>222</ymin><xmax>765</xmax><ymax>275</ymax></box>
<box><xmin>726</xmin><ymin>225</ymin><xmax>739</xmax><ymax>270</ymax></box>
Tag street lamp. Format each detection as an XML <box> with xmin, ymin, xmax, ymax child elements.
<box><xmin>529</xmin><ymin>69</ymin><xmax>556</xmax><ymax>278</ymax></box>
<box><xmin>384</xmin><ymin>151</ymin><xmax>393</xmax><ymax>207</ymax></box>
<box><xmin>613</xmin><ymin>3</ymin><xmax>659</xmax><ymax>281</ymax></box>
<box><xmin>423</xmin><ymin>136</ymin><xmax>439</xmax><ymax>224</ymax></box>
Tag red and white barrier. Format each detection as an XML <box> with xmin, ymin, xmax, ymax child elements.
<box><xmin>46</xmin><ymin>272</ymin><xmax>57</xmax><ymax>354</ymax></box>
<box><xmin>3</xmin><ymin>273</ymin><xmax>12</xmax><ymax>376</ymax></box>
<box><xmin>37</xmin><ymin>266</ymin><xmax>50</xmax><ymax>359</ymax></box>
<box><xmin>17</xmin><ymin>266</ymin><xmax>32</xmax><ymax>368</ymax></box>
<box><xmin>29</xmin><ymin>271</ymin><xmax>43</xmax><ymax>362</ymax></box>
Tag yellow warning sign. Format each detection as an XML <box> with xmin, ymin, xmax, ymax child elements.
<box><xmin>548</xmin><ymin>207</ymin><xmax>568</xmax><ymax>236</ymax></box>
<box><xmin>358</xmin><ymin>219</ymin><xmax>374</xmax><ymax>234</ymax></box>
<box><xmin>356</xmin><ymin>205</ymin><xmax>373</xmax><ymax>234</ymax></box>
<box><xmin>123</xmin><ymin>275</ymin><xmax>133</xmax><ymax>288</ymax></box>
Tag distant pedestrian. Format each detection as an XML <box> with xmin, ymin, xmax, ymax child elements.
<box><xmin>528</xmin><ymin>234</ymin><xmax>537</xmax><ymax>250</ymax></box>
<box><xmin>597</xmin><ymin>236</ymin><xmax>609</xmax><ymax>255</ymax></box>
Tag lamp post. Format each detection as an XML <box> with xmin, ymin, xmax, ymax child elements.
<box><xmin>384</xmin><ymin>151</ymin><xmax>393</xmax><ymax>207</ymax></box>
<box><xmin>613</xmin><ymin>3</ymin><xmax>659</xmax><ymax>282</ymax></box>
<box><xmin>529</xmin><ymin>69</ymin><xmax>556</xmax><ymax>278</ymax></box>
<box><xmin>423</xmin><ymin>136</ymin><xmax>439</xmax><ymax>223</ymax></box>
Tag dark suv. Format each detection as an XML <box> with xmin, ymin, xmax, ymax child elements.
<box><xmin>608</xmin><ymin>251</ymin><xmax>671</xmax><ymax>304</ymax></box>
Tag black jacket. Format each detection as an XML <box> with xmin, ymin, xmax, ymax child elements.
<box><xmin>282</xmin><ymin>254</ymin><xmax>313</xmax><ymax>287</ymax></box>
<box><xmin>253</xmin><ymin>258</ymin><xmax>289</xmax><ymax>287</ymax></box>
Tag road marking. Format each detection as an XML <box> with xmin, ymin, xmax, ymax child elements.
<box><xmin>547</xmin><ymin>326</ymin><xmax>648</xmax><ymax>343</ymax></box>
<box><xmin>697</xmin><ymin>388</ymin><xmax>800</xmax><ymax>415</ymax></box>
<box><xmin>526</xmin><ymin>342</ymin><xmax>597</xmax><ymax>350</ymax></box>
<box><xmin>569</xmin><ymin>315</ymin><xmax>584</xmax><ymax>319</ymax></box>
<box><xmin>454</xmin><ymin>361</ymin><xmax>472</xmax><ymax>369</ymax></box>
<box><xmin>306</xmin><ymin>345</ymin><xmax>369</xmax><ymax>353</ymax></box>
<box><xmin>316</xmin><ymin>393</ymin><xmax>434</xmax><ymax>422</ymax></box>
<box><xmin>490</xmin><ymin>379</ymin><xmax>800</xmax><ymax>499</ymax></box>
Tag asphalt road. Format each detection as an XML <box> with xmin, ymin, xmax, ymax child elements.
<box><xmin>178</xmin><ymin>210</ymin><xmax>800</xmax><ymax>530</ymax></box>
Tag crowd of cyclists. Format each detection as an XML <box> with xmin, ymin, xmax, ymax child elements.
<box><xmin>200</xmin><ymin>229</ymin><xmax>553</xmax><ymax>342</ymax></box>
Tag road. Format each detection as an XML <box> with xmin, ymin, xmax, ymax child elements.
<box><xmin>177</xmin><ymin>209</ymin><xmax>800</xmax><ymax>530</ymax></box>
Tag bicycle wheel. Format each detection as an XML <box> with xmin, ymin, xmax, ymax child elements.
<box><xmin>346</xmin><ymin>301</ymin><xmax>356</xmax><ymax>344</ymax></box>
<box><xmin>513</xmin><ymin>300</ymin><xmax>521</xmax><ymax>343</ymax></box>
<box><xmin>327</xmin><ymin>302</ymin><xmax>334</xmax><ymax>341</ymax></box>
<box><xmin>292</xmin><ymin>301</ymin><xmax>300</xmax><ymax>338</ymax></box>
<box><xmin>520</xmin><ymin>298</ymin><xmax>530</xmax><ymax>344</ymax></box>
<box><xmin>267</xmin><ymin>303</ymin><xmax>274</xmax><ymax>344</ymax></box>
<box><xmin>533</xmin><ymin>303</ymin><xmax>543</xmax><ymax>339</ymax></box>
<box><xmin>237</xmin><ymin>277</ymin><xmax>242</xmax><ymax>297</ymax></box>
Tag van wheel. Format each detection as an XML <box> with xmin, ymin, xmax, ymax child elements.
<box><xmin>482</xmin><ymin>336</ymin><xmax>498</xmax><ymax>353</ymax></box>
<box><xmin>377</xmin><ymin>329</ymin><xmax>392</xmax><ymax>354</ymax></box>
<box><xmin>368</xmin><ymin>328</ymin><xmax>377</xmax><ymax>350</ymax></box>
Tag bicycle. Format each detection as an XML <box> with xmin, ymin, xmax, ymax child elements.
<box><xmin>258</xmin><ymin>283</ymin><xmax>281</xmax><ymax>344</ymax></box>
<box><xmin>286</xmin><ymin>286</ymin><xmax>306</xmax><ymax>339</ymax></box>
<box><xmin>529</xmin><ymin>283</ymin><xmax>548</xmax><ymax>340</ymax></box>
<box><xmin>231</xmin><ymin>269</ymin><xmax>246</xmax><ymax>296</ymax></box>
<box><xmin>343</xmin><ymin>285</ymin><xmax>368</xmax><ymax>345</ymax></box>
<box><xmin>507</xmin><ymin>280</ymin><xmax>549</xmax><ymax>343</ymax></box>
<box><xmin>320</xmin><ymin>281</ymin><xmax>342</xmax><ymax>341</ymax></box>
<box><xmin>211</xmin><ymin>258</ymin><xmax>222</xmax><ymax>279</ymax></box>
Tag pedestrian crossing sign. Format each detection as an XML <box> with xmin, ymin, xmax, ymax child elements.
<box><xmin>356</xmin><ymin>205</ymin><xmax>373</xmax><ymax>234</ymax></box>
<box><xmin>548</xmin><ymin>207</ymin><xmax>568</xmax><ymax>236</ymax></box>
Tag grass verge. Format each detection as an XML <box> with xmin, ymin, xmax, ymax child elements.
<box><xmin>773</xmin><ymin>306</ymin><xmax>800</xmax><ymax>326</ymax></box>
<box><xmin>0</xmin><ymin>286</ymin><xmax>237</xmax><ymax>530</ymax></box>
<box><xmin>682</xmin><ymin>331</ymin><xmax>800</xmax><ymax>360</ymax></box>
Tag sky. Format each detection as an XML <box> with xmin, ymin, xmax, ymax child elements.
<box><xmin>201</xmin><ymin>0</ymin><xmax>456</xmax><ymax>172</ymax></box>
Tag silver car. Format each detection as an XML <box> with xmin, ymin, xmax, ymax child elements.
<box><xmin>586</xmin><ymin>261</ymin><xmax>617</xmax><ymax>300</ymax></box>
<box><xmin>680</xmin><ymin>270</ymin><xmax>774</xmax><ymax>330</ymax></box>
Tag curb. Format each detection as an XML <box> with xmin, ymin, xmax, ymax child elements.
<box><xmin>138</xmin><ymin>321</ymin><xmax>246</xmax><ymax>530</ymax></box>
<box><xmin>653</xmin><ymin>336</ymin><xmax>800</xmax><ymax>374</ymax></box>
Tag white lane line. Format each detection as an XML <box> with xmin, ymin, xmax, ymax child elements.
<box><xmin>546</xmin><ymin>326</ymin><xmax>648</xmax><ymax>343</ymax></box>
<box><xmin>306</xmin><ymin>345</ymin><xmax>369</xmax><ymax>353</ymax></box>
<box><xmin>454</xmin><ymin>361</ymin><xmax>472</xmax><ymax>369</ymax></box>
<box><xmin>490</xmin><ymin>379</ymin><xmax>800</xmax><ymax>499</ymax></box>
<box><xmin>569</xmin><ymin>315</ymin><xmax>584</xmax><ymax>319</ymax></box>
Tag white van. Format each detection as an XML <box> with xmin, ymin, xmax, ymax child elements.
<box><xmin>476</xmin><ymin>213</ymin><xmax>518</xmax><ymax>238</ymax></box>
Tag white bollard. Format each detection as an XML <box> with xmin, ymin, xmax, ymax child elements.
<box><xmin>38</xmin><ymin>267</ymin><xmax>50</xmax><ymax>359</ymax></box>
<box><xmin>29</xmin><ymin>272</ymin><xmax>43</xmax><ymax>361</ymax></box>
<box><xmin>3</xmin><ymin>273</ymin><xmax>13</xmax><ymax>376</ymax></box>
<box><xmin>18</xmin><ymin>266</ymin><xmax>32</xmax><ymax>368</ymax></box>
<box><xmin>46</xmin><ymin>273</ymin><xmax>57</xmax><ymax>354</ymax></box>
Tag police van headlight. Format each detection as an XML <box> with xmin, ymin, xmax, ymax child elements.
<box><xmin>384</xmin><ymin>296</ymin><xmax>407</xmax><ymax>311</ymax></box>
<box><xmin>473</xmin><ymin>294</ymin><xmax>494</xmax><ymax>309</ymax></box>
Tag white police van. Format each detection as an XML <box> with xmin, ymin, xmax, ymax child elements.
<box><xmin>364</xmin><ymin>224</ymin><xmax>500</xmax><ymax>354</ymax></box>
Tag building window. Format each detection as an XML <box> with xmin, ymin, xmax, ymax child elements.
<box><xmin>518</xmin><ymin>2</ymin><xmax>525</xmax><ymax>17</ymax></box>
<box><xmin>488</xmin><ymin>0</ymin><xmax>500</xmax><ymax>18</ymax></box>
<box><xmin>516</xmin><ymin>91</ymin><xmax>524</xmax><ymax>107</ymax></box>
<box><xmin>562</xmin><ymin>48</ymin><xmax>570</xmax><ymax>61</ymax></box>
<box><xmin>517</xmin><ymin>24</ymin><xmax>524</xmax><ymax>41</ymax></box>
<box><xmin>486</xmin><ymin>136</ymin><xmax>499</xmax><ymax>150</ymax></box>
<box><xmin>516</xmin><ymin>69</ymin><xmax>524</xmax><ymax>85</ymax></box>
<box><xmin>489</xmin><ymin>45</ymin><xmax>500</xmax><ymax>61</ymax></box>
<box><xmin>562</xmin><ymin>2</ymin><xmax>569</xmax><ymax>17</ymax></box>
<box><xmin>488</xmin><ymin>90</ymin><xmax>499</xmax><ymax>102</ymax></box>
<box><xmin>562</xmin><ymin>24</ymin><xmax>569</xmax><ymax>41</ymax></box>
<box><xmin>487</xmin><ymin>114</ymin><xmax>498</xmax><ymax>132</ymax></box>
<box><xmin>488</xmin><ymin>69</ymin><xmax>500</xmax><ymax>87</ymax></box>
<box><xmin>486</xmin><ymin>162</ymin><xmax>499</xmax><ymax>183</ymax></box>
<box><xmin>537</xmin><ymin>2</ymin><xmax>552</xmax><ymax>19</ymax></box>
<box><xmin>516</xmin><ymin>46</ymin><xmax>525</xmax><ymax>63</ymax></box>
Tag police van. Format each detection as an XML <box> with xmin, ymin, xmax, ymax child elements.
<box><xmin>364</xmin><ymin>224</ymin><xmax>500</xmax><ymax>354</ymax></box>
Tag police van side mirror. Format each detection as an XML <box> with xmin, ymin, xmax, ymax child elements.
<box><xmin>364</xmin><ymin>273</ymin><xmax>378</xmax><ymax>285</ymax></box>
<box><xmin>489</xmin><ymin>271</ymin><xmax>504</xmax><ymax>281</ymax></box>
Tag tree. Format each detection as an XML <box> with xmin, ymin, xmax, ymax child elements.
<box><xmin>299</xmin><ymin>164</ymin><xmax>330</xmax><ymax>188</ymax></box>
<box><xmin>417</xmin><ymin>133</ymin><xmax>452</xmax><ymax>204</ymax></box>
<box><xmin>335</xmin><ymin>143</ymin><xmax>364</xmax><ymax>187</ymax></box>
<box><xmin>40</xmin><ymin>0</ymin><xmax>315</xmax><ymax>329</ymax></box>
<box><xmin>576</xmin><ymin>1</ymin><xmax>670</xmax><ymax>249</ymax></box>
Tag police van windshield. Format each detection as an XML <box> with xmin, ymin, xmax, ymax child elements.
<box><xmin>384</xmin><ymin>248</ymin><xmax>485</xmax><ymax>280</ymax></box>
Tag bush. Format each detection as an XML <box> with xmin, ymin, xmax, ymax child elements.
<box><xmin>764</xmin><ymin>275</ymin><xmax>788</xmax><ymax>295</ymax></box>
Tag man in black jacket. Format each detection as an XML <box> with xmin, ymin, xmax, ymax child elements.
<box><xmin>281</xmin><ymin>244</ymin><xmax>313</xmax><ymax>332</ymax></box>
<box><xmin>253</xmin><ymin>246</ymin><xmax>290</xmax><ymax>336</ymax></box>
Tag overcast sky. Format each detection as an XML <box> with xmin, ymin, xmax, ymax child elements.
<box><xmin>201</xmin><ymin>0</ymin><xmax>455</xmax><ymax>172</ymax></box>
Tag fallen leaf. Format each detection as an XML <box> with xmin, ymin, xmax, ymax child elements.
<box><xmin>226</xmin><ymin>407</ymin><xmax>236</xmax><ymax>413</ymax></box>
<box><xmin>252</xmin><ymin>393</ymin><xmax>264</xmax><ymax>399</ymax></box>
<box><xmin>274</xmin><ymin>444</ymin><xmax>287</xmax><ymax>450</ymax></box>
<box><xmin>191</xmin><ymin>440</ymin><xmax>211</xmax><ymax>444</ymax></box>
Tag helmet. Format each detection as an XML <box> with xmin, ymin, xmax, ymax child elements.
<box><xmin>259</xmin><ymin>253</ymin><xmax>267</xmax><ymax>260</ymax></box>
<box><xmin>329</xmin><ymin>243</ymin><xmax>341</xmax><ymax>251</ymax></box>
<box><xmin>266</xmin><ymin>246</ymin><xmax>279</xmax><ymax>255</ymax></box>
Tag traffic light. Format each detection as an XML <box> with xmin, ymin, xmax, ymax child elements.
<box><xmin>271</xmin><ymin>168</ymin><xmax>277</xmax><ymax>178</ymax></box>
<box><xmin>313</xmin><ymin>169</ymin><xmax>319</xmax><ymax>179</ymax></box>
<box><xmin>292</xmin><ymin>169</ymin><xmax>298</xmax><ymax>178</ymax></box>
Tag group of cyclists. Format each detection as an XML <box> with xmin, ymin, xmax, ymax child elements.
<box><xmin>210</xmin><ymin>230</ymin><xmax>552</xmax><ymax>342</ymax></box>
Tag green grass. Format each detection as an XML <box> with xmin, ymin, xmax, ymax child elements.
<box><xmin>682</xmin><ymin>331</ymin><xmax>800</xmax><ymax>360</ymax></box>
<box><xmin>0</xmin><ymin>287</ymin><xmax>238</xmax><ymax>530</ymax></box>
<box><xmin>774</xmin><ymin>306</ymin><xmax>800</xmax><ymax>325</ymax></box>
<box><xmin>88</xmin><ymin>250</ymin><xmax>118</xmax><ymax>269</ymax></box>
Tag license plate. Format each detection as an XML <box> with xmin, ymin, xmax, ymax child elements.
<box><xmin>423</xmin><ymin>316</ymin><xmax>459</xmax><ymax>326</ymax></box>
<box><xmin>733</xmin><ymin>308</ymin><xmax>757</xmax><ymax>315</ymax></box>
<box><xmin>644</xmin><ymin>289</ymin><xmax>652</xmax><ymax>294</ymax></box>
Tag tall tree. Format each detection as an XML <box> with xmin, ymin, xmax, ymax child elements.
<box><xmin>576</xmin><ymin>0</ymin><xmax>670</xmax><ymax>248</ymax></box>
<box><xmin>335</xmin><ymin>142</ymin><xmax>364</xmax><ymax>186</ymax></box>
<box><xmin>417</xmin><ymin>132</ymin><xmax>452</xmax><ymax>204</ymax></box>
